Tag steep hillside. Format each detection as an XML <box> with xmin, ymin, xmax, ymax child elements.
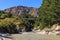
<box><xmin>4</xmin><ymin>6</ymin><xmax>38</xmax><ymax>17</ymax></box>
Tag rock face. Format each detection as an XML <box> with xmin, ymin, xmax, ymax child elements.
<box><xmin>4</xmin><ymin>6</ymin><xmax>38</xmax><ymax>17</ymax></box>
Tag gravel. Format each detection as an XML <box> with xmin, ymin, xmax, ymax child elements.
<box><xmin>11</xmin><ymin>32</ymin><xmax>60</xmax><ymax>40</ymax></box>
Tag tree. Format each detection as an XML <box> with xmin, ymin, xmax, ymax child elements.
<box><xmin>0</xmin><ymin>18</ymin><xmax>23</xmax><ymax>33</ymax></box>
<box><xmin>38</xmin><ymin>0</ymin><xmax>60</xmax><ymax>30</ymax></box>
<box><xmin>0</xmin><ymin>18</ymin><xmax>16</xmax><ymax>33</ymax></box>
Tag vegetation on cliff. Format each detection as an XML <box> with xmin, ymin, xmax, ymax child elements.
<box><xmin>36</xmin><ymin>0</ymin><xmax>60</xmax><ymax>30</ymax></box>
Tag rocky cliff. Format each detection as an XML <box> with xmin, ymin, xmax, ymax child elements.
<box><xmin>4</xmin><ymin>6</ymin><xmax>38</xmax><ymax>17</ymax></box>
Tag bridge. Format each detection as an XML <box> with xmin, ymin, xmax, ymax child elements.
<box><xmin>19</xmin><ymin>18</ymin><xmax>36</xmax><ymax>21</ymax></box>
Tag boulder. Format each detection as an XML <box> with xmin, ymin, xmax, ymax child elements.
<box><xmin>55</xmin><ymin>25</ymin><xmax>60</xmax><ymax>31</ymax></box>
<box><xmin>36</xmin><ymin>30</ymin><xmax>48</xmax><ymax>34</ymax></box>
<box><xmin>51</xmin><ymin>24</ymin><xmax>57</xmax><ymax>31</ymax></box>
<box><xmin>48</xmin><ymin>32</ymin><xmax>56</xmax><ymax>35</ymax></box>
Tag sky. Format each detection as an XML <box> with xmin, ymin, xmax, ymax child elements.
<box><xmin>0</xmin><ymin>0</ymin><xmax>43</xmax><ymax>10</ymax></box>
